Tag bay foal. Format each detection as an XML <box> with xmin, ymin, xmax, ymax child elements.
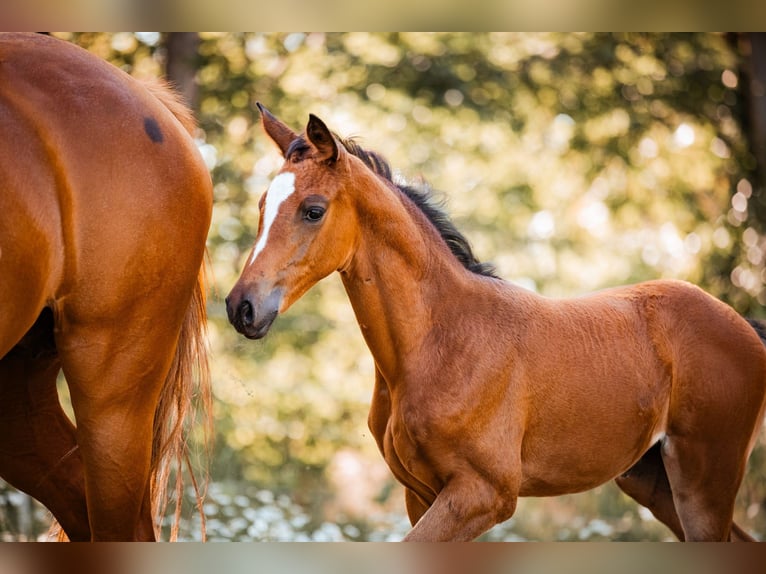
<box><xmin>227</xmin><ymin>105</ymin><xmax>766</xmax><ymax>541</ymax></box>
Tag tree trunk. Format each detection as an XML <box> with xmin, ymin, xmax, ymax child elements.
<box><xmin>165</xmin><ymin>33</ymin><xmax>201</xmax><ymax>112</ymax></box>
<box><xmin>738</xmin><ymin>33</ymin><xmax>766</xmax><ymax>196</ymax></box>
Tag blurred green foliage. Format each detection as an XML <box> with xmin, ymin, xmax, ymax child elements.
<box><xmin>3</xmin><ymin>32</ymin><xmax>765</xmax><ymax>541</ymax></box>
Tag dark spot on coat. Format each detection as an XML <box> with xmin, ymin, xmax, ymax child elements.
<box><xmin>144</xmin><ymin>117</ymin><xmax>164</xmax><ymax>143</ymax></box>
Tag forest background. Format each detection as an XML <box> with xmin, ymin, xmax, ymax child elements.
<box><xmin>2</xmin><ymin>32</ymin><xmax>766</xmax><ymax>542</ymax></box>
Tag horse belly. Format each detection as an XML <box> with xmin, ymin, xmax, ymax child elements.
<box><xmin>518</xmin><ymin>361</ymin><xmax>670</xmax><ymax>497</ymax></box>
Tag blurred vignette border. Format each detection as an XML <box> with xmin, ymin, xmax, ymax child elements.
<box><xmin>1</xmin><ymin>6</ymin><xmax>766</xmax><ymax>574</ymax></box>
<box><xmin>2</xmin><ymin>543</ymin><xmax>766</xmax><ymax>574</ymax></box>
<box><xmin>0</xmin><ymin>0</ymin><xmax>764</xmax><ymax>30</ymax></box>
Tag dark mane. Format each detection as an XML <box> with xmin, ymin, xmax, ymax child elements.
<box><xmin>337</xmin><ymin>137</ymin><xmax>497</xmax><ymax>278</ymax></box>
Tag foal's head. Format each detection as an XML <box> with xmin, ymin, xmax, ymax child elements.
<box><xmin>226</xmin><ymin>105</ymin><xmax>361</xmax><ymax>339</ymax></box>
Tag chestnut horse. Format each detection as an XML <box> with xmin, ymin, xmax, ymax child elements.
<box><xmin>0</xmin><ymin>33</ymin><xmax>212</xmax><ymax>540</ymax></box>
<box><xmin>227</xmin><ymin>105</ymin><xmax>766</xmax><ymax>541</ymax></box>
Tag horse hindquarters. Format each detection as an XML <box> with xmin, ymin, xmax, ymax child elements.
<box><xmin>52</xmin><ymin>99</ymin><xmax>210</xmax><ymax>541</ymax></box>
<box><xmin>0</xmin><ymin>34</ymin><xmax>212</xmax><ymax>540</ymax></box>
<box><xmin>649</xmin><ymin>284</ymin><xmax>766</xmax><ymax>541</ymax></box>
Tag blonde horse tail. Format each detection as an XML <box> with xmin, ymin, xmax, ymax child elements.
<box><xmin>150</xmin><ymin>259</ymin><xmax>212</xmax><ymax>541</ymax></box>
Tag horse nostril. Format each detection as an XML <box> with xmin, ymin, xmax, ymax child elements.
<box><xmin>224</xmin><ymin>295</ymin><xmax>237</xmax><ymax>324</ymax></box>
<box><xmin>239</xmin><ymin>299</ymin><xmax>254</xmax><ymax>326</ymax></box>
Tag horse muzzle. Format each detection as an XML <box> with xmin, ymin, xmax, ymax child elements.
<box><xmin>225</xmin><ymin>286</ymin><xmax>283</xmax><ymax>340</ymax></box>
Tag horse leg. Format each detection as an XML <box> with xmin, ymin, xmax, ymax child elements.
<box><xmin>402</xmin><ymin>475</ymin><xmax>516</xmax><ymax>541</ymax></box>
<box><xmin>730</xmin><ymin>521</ymin><xmax>756</xmax><ymax>542</ymax></box>
<box><xmin>55</xmin><ymin>315</ymin><xmax>180</xmax><ymax>541</ymax></box>
<box><xmin>0</xmin><ymin>313</ymin><xmax>90</xmax><ymax>540</ymax></box>
<box><xmin>404</xmin><ymin>488</ymin><xmax>430</xmax><ymax>526</ymax></box>
<box><xmin>659</xmin><ymin>432</ymin><xmax>748</xmax><ymax>541</ymax></box>
<box><xmin>615</xmin><ymin>442</ymin><xmax>685</xmax><ymax>539</ymax></box>
<box><xmin>616</xmin><ymin>442</ymin><xmax>755</xmax><ymax>541</ymax></box>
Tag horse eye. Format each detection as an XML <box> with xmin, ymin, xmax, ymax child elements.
<box><xmin>304</xmin><ymin>206</ymin><xmax>326</xmax><ymax>222</ymax></box>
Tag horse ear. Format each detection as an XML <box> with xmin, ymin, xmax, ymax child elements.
<box><xmin>257</xmin><ymin>102</ymin><xmax>298</xmax><ymax>157</ymax></box>
<box><xmin>306</xmin><ymin>114</ymin><xmax>339</xmax><ymax>163</ymax></box>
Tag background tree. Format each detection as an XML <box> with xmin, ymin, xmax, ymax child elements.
<box><xmin>165</xmin><ymin>32</ymin><xmax>201</xmax><ymax>109</ymax></box>
<box><xmin>734</xmin><ymin>34</ymin><xmax>766</xmax><ymax>216</ymax></box>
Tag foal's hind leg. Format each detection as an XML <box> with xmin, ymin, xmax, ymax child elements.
<box><xmin>660</xmin><ymin>432</ymin><xmax>749</xmax><ymax>541</ymax></box>
<box><xmin>0</xmin><ymin>316</ymin><xmax>90</xmax><ymax>540</ymax></box>
<box><xmin>660</xmin><ymin>360</ymin><xmax>762</xmax><ymax>539</ymax></box>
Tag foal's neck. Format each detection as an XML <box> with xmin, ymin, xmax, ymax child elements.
<box><xmin>339</xmin><ymin>174</ymin><xmax>477</xmax><ymax>383</ymax></box>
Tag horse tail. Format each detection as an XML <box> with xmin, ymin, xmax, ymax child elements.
<box><xmin>150</xmin><ymin>259</ymin><xmax>212</xmax><ymax>541</ymax></box>
<box><xmin>146</xmin><ymin>79</ymin><xmax>211</xmax><ymax>540</ymax></box>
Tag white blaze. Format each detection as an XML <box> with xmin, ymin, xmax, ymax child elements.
<box><xmin>248</xmin><ymin>171</ymin><xmax>296</xmax><ymax>266</ymax></box>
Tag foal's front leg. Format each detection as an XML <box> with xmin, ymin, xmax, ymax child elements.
<box><xmin>403</xmin><ymin>475</ymin><xmax>517</xmax><ymax>541</ymax></box>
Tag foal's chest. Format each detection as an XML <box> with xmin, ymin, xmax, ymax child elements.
<box><xmin>377</xmin><ymin>406</ymin><xmax>445</xmax><ymax>505</ymax></box>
